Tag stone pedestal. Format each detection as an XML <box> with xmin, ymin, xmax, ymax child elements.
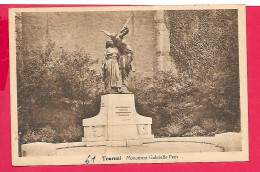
<box><xmin>82</xmin><ymin>94</ymin><xmax>154</xmax><ymax>146</ymax></box>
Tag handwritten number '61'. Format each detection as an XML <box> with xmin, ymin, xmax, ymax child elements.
<box><xmin>85</xmin><ymin>155</ymin><xmax>96</xmax><ymax>164</ymax></box>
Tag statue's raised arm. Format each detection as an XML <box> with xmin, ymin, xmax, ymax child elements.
<box><xmin>119</xmin><ymin>15</ymin><xmax>132</xmax><ymax>38</ymax></box>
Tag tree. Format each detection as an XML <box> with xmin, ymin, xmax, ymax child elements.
<box><xmin>128</xmin><ymin>9</ymin><xmax>240</xmax><ymax>137</ymax></box>
<box><xmin>17</xmin><ymin>40</ymin><xmax>103</xmax><ymax>144</ymax></box>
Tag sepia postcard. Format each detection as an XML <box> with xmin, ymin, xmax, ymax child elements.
<box><xmin>9</xmin><ymin>5</ymin><xmax>248</xmax><ymax>166</ymax></box>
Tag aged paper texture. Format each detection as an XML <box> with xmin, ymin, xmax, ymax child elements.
<box><xmin>9</xmin><ymin>5</ymin><xmax>248</xmax><ymax>166</ymax></box>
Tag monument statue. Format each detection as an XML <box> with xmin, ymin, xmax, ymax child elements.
<box><xmin>102</xmin><ymin>40</ymin><xmax>122</xmax><ymax>93</ymax></box>
<box><xmin>82</xmin><ymin>15</ymin><xmax>154</xmax><ymax>147</ymax></box>
<box><xmin>101</xmin><ymin>15</ymin><xmax>134</xmax><ymax>93</ymax></box>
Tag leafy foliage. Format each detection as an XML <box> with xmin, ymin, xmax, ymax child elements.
<box><xmin>17</xmin><ymin>40</ymin><xmax>103</xmax><ymax>145</ymax></box>
<box><xmin>128</xmin><ymin>9</ymin><xmax>240</xmax><ymax>137</ymax></box>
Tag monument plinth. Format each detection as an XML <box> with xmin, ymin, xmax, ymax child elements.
<box><xmin>82</xmin><ymin>94</ymin><xmax>154</xmax><ymax>146</ymax></box>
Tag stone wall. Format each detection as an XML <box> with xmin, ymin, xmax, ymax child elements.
<box><xmin>20</xmin><ymin>11</ymin><xmax>159</xmax><ymax>76</ymax></box>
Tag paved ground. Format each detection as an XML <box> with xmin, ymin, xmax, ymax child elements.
<box><xmin>22</xmin><ymin>132</ymin><xmax>241</xmax><ymax>156</ymax></box>
<box><xmin>56</xmin><ymin>141</ymin><xmax>224</xmax><ymax>156</ymax></box>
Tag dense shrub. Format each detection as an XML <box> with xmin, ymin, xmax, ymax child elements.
<box><xmin>128</xmin><ymin>71</ymin><xmax>238</xmax><ymax>137</ymax></box>
<box><xmin>22</xmin><ymin>126</ymin><xmax>56</xmax><ymax>143</ymax></box>
<box><xmin>17</xmin><ymin>40</ymin><xmax>103</xmax><ymax>145</ymax></box>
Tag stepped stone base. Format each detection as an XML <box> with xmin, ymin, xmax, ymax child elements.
<box><xmin>82</xmin><ymin>94</ymin><xmax>154</xmax><ymax>146</ymax></box>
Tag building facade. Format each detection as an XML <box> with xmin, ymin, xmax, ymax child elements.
<box><xmin>17</xmin><ymin>10</ymin><xmax>177</xmax><ymax>76</ymax></box>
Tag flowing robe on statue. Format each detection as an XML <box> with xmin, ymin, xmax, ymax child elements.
<box><xmin>109</xmin><ymin>35</ymin><xmax>134</xmax><ymax>84</ymax></box>
<box><xmin>112</xmin><ymin>36</ymin><xmax>133</xmax><ymax>66</ymax></box>
<box><xmin>102</xmin><ymin>47</ymin><xmax>122</xmax><ymax>90</ymax></box>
